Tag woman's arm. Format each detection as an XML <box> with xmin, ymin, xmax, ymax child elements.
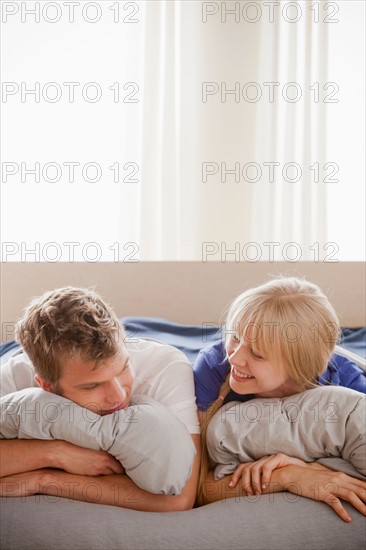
<box><xmin>201</xmin><ymin>462</ymin><xmax>366</xmax><ymax>522</ymax></box>
<box><xmin>198</xmin><ymin>411</ymin><xmax>366</xmax><ymax>521</ymax></box>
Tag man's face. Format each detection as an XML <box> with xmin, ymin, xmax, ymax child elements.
<box><xmin>37</xmin><ymin>344</ymin><xmax>135</xmax><ymax>415</ymax></box>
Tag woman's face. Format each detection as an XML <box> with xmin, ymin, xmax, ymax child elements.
<box><xmin>225</xmin><ymin>334</ymin><xmax>300</xmax><ymax>398</ymax></box>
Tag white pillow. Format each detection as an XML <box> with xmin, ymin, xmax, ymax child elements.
<box><xmin>206</xmin><ymin>385</ymin><xmax>366</xmax><ymax>479</ymax></box>
<box><xmin>0</xmin><ymin>387</ymin><xmax>196</xmax><ymax>495</ymax></box>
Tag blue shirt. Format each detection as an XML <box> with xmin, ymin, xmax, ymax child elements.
<box><xmin>193</xmin><ymin>340</ymin><xmax>366</xmax><ymax>411</ymax></box>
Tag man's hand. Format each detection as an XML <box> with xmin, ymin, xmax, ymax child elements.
<box><xmin>51</xmin><ymin>441</ymin><xmax>125</xmax><ymax>476</ymax></box>
<box><xmin>0</xmin><ymin>439</ymin><xmax>124</xmax><ymax>478</ymax></box>
<box><xmin>277</xmin><ymin>464</ymin><xmax>366</xmax><ymax>522</ymax></box>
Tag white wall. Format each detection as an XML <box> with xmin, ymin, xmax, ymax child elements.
<box><xmin>1</xmin><ymin>262</ymin><xmax>365</xmax><ymax>341</ymax></box>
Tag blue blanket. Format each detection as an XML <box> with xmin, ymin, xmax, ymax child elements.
<box><xmin>1</xmin><ymin>317</ymin><xmax>365</xmax><ymax>365</ymax></box>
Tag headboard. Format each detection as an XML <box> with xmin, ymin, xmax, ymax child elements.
<box><xmin>1</xmin><ymin>262</ymin><xmax>365</xmax><ymax>341</ymax></box>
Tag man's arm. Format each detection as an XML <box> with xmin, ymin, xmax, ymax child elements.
<box><xmin>0</xmin><ymin>435</ymin><xmax>200</xmax><ymax>512</ymax></box>
<box><xmin>0</xmin><ymin>440</ymin><xmax>124</xmax><ymax>478</ymax></box>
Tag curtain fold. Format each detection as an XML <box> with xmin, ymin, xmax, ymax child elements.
<box><xmin>138</xmin><ymin>1</ymin><xmax>329</xmax><ymax>261</ymax></box>
<box><xmin>139</xmin><ymin>2</ymin><xmax>180</xmax><ymax>259</ymax></box>
<box><xmin>251</xmin><ymin>1</ymin><xmax>328</xmax><ymax>260</ymax></box>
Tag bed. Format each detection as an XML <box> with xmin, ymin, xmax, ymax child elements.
<box><xmin>1</xmin><ymin>318</ymin><xmax>365</xmax><ymax>550</ymax></box>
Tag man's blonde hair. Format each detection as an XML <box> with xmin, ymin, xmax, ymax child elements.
<box><xmin>16</xmin><ymin>287</ymin><xmax>124</xmax><ymax>387</ymax></box>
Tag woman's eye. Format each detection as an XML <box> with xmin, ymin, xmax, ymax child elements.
<box><xmin>251</xmin><ymin>349</ymin><xmax>263</xmax><ymax>360</ymax></box>
<box><xmin>232</xmin><ymin>335</ymin><xmax>240</xmax><ymax>343</ymax></box>
<box><xmin>84</xmin><ymin>385</ymin><xmax>98</xmax><ymax>390</ymax></box>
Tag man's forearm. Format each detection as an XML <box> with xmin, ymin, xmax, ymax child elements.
<box><xmin>71</xmin><ymin>433</ymin><xmax>199</xmax><ymax>511</ymax></box>
<box><xmin>1</xmin><ymin>434</ymin><xmax>200</xmax><ymax>511</ymax></box>
<box><xmin>37</xmin><ymin>470</ymin><xmax>190</xmax><ymax>512</ymax></box>
<box><xmin>0</xmin><ymin>440</ymin><xmax>60</xmax><ymax>477</ymax></box>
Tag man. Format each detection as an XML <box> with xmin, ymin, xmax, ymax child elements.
<box><xmin>0</xmin><ymin>287</ymin><xmax>200</xmax><ymax>511</ymax></box>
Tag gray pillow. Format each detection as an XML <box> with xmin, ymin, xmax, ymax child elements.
<box><xmin>0</xmin><ymin>387</ymin><xmax>196</xmax><ymax>495</ymax></box>
<box><xmin>206</xmin><ymin>385</ymin><xmax>366</xmax><ymax>479</ymax></box>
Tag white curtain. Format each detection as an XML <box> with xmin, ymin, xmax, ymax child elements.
<box><xmin>250</xmin><ymin>1</ymin><xmax>328</xmax><ymax>260</ymax></box>
<box><xmin>138</xmin><ymin>1</ymin><xmax>210</xmax><ymax>261</ymax></box>
<box><xmin>137</xmin><ymin>0</ymin><xmax>330</xmax><ymax>261</ymax></box>
<box><xmin>138</xmin><ymin>2</ymin><xmax>182</xmax><ymax>260</ymax></box>
<box><xmin>4</xmin><ymin>1</ymin><xmax>362</xmax><ymax>262</ymax></box>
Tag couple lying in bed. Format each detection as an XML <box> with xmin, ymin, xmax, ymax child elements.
<box><xmin>0</xmin><ymin>279</ymin><xmax>365</xmax><ymax>520</ymax></box>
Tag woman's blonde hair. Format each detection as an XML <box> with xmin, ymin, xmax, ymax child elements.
<box><xmin>16</xmin><ymin>287</ymin><xmax>124</xmax><ymax>390</ymax></box>
<box><xmin>196</xmin><ymin>276</ymin><xmax>341</xmax><ymax>506</ymax></box>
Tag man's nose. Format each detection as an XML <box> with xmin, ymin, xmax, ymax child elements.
<box><xmin>106</xmin><ymin>379</ymin><xmax>127</xmax><ymax>404</ymax></box>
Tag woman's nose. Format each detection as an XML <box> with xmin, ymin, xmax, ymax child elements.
<box><xmin>229</xmin><ymin>344</ymin><xmax>247</xmax><ymax>367</ymax></box>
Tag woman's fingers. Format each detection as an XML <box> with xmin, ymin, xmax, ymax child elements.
<box><xmin>337</xmin><ymin>486</ymin><xmax>366</xmax><ymax>516</ymax></box>
<box><xmin>229</xmin><ymin>464</ymin><xmax>246</xmax><ymax>488</ymax></box>
<box><xmin>249</xmin><ymin>460</ymin><xmax>265</xmax><ymax>494</ymax></box>
<box><xmin>229</xmin><ymin>455</ymin><xmax>285</xmax><ymax>495</ymax></box>
<box><xmin>232</xmin><ymin>460</ymin><xmax>366</xmax><ymax>523</ymax></box>
<box><xmin>229</xmin><ymin>463</ymin><xmax>258</xmax><ymax>495</ymax></box>
<box><xmin>320</xmin><ymin>479</ymin><xmax>366</xmax><ymax>521</ymax></box>
<box><xmin>241</xmin><ymin>466</ymin><xmax>254</xmax><ymax>496</ymax></box>
<box><xmin>322</xmin><ymin>493</ymin><xmax>352</xmax><ymax>523</ymax></box>
<box><xmin>282</xmin><ymin>464</ymin><xmax>366</xmax><ymax>522</ymax></box>
<box><xmin>317</xmin><ymin>484</ymin><xmax>363</xmax><ymax>522</ymax></box>
<box><xmin>230</xmin><ymin>455</ymin><xmax>323</xmax><ymax>497</ymax></box>
<box><xmin>246</xmin><ymin>454</ymin><xmax>297</xmax><ymax>493</ymax></box>
<box><xmin>260</xmin><ymin>456</ymin><xmax>284</xmax><ymax>488</ymax></box>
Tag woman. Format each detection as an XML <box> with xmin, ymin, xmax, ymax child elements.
<box><xmin>194</xmin><ymin>277</ymin><xmax>366</xmax><ymax>522</ymax></box>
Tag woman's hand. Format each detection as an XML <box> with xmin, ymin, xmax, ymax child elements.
<box><xmin>229</xmin><ymin>453</ymin><xmax>307</xmax><ymax>495</ymax></box>
<box><xmin>276</xmin><ymin>463</ymin><xmax>366</xmax><ymax>522</ymax></box>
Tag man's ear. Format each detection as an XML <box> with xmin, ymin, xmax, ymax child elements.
<box><xmin>34</xmin><ymin>375</ymin><xmax>54</xmax><ymax>392</ymax></box>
